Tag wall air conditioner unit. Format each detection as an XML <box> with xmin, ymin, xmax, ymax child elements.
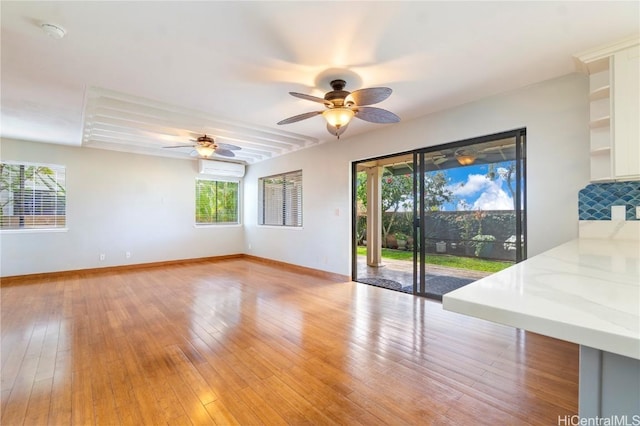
<box><xmin>198</xmin><ymin>159</ymin><xmax>245</xmax><ymax>178</ymax></box>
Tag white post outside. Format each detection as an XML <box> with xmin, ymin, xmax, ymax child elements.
<box><xmin>366</xmin><ymin>166</ymin><xmax>383</xmax><ymax>267</ymax></box>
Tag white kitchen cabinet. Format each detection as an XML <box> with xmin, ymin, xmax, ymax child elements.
<box><xmin>576</xmin><ymin>37</ymin><xmax>640</xmax><ymax>182</ymax></box>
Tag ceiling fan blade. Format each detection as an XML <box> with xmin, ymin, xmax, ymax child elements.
<box><xmin>214</xmin><ymin>149</ymin><xmax>235</xmax><ymax>157</ymax></box>
<box><xmin>277</xmin><ymin>110</ymin><xmax>323</xmax><ymax>125</ymax></box>
<box><xmin>345</xmin><ymin>87</ymin><xmax>392</xmax><ymax>106</ymax></box>
<box><xmin>326</xmin><ymin>123</ymin><xmax>349</xmax><ymax>137</ymax></box>
<box><xmin>217</xmin><ymin>142</ymin><xmax>241</xmax><ymax>151</ymax></box>
<box><xmin>289</xmin><ymin>92</ymin><xmax>332</xmax><ymax>106</ymax></box>
<box><xmin>163</xmin><ymin>144</ymin><xmax>196</xmax><ymax>149</ymax></box>
<box><xmin>354</xmin><ymin>106</ymin><xmax>400</xmax><ymax>124</ymax></box>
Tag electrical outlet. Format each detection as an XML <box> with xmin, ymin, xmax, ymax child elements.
<box><xmin>611</xmin><ymin>205</ymin><xmax>626</xmax><ymax>221</ymax></box>
<box><xmin>99</xmin><ymin>253</ymin><xmax>105</xmax><ymax>261</ymax></box>
<box><xmin>636</xmin><ymin>206</ymin><xmax>640</xmax><ymax>220</ymax></box>
<box><xmin>126</xmin><ymin>251</ymin><xmax>131</xmax><ymax>259</ymax></box>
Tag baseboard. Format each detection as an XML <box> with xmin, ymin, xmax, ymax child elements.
<box><xmin>0</xmin><ymin>254</ymin><xmax>350</xmax><ymax>286</ymax></box>
<box><xmin>0</xmin><ymin>254</ymin><xmax>244</xmax><ymax>286</ymax></box>
<box><xmin>243</xmin><ymin>255</ymin><xmax>350</xmax><ymax>282</ymax></box>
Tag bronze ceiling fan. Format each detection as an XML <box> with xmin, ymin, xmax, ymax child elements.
<box><xmin>277</xmin><ymin>79</ymin><xmax>400</xmax><ymax>138</ymax></box>
<box><xmin>163</xmin><ymin>134</ymin><xmax>241</xmax><ymax>158</ymax></box>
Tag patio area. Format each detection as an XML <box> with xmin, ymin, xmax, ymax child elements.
<box><xmin>356</xmin><ymin>255</ymin><xmax>492</xmax><ymax>300</ymax></box>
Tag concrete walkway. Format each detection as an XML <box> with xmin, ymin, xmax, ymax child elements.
<box><xmin>356</xmin><ymin>255</ymin><xmax>493</xmax><ymax>297</ymax></box>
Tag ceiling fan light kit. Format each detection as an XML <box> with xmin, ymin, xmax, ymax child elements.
<box><xmin>163</xmin><ymin>134</ymin><xmax>241</xmax><ymax>159</ymax></box>
<box><xmin>278</xmin><ymin>79</ymin><xmax>399</xmax><ymax>138</ymax></box>
<box><xmin>195</xmin><ymin>145</ymin><xmax>215</xmax><ymax>158</ymax></box>
<box><xmin>455</xmin><ymin>149</ymin><xmax>477</xmax><ymax>166</ymax></box>
<box><xmin>323</xmin><ymin>107</ymin><xmax>354</xmax><ymax>128</ymax></box>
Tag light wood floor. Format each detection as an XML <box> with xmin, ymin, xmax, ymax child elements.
<box><xmin>1</xmin><ymin>258</ymin><xmax>578</xmax><ymax>425</ymax></box>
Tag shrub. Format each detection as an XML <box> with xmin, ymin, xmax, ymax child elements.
<box><xmin>471</xmin><ymin>234</ymin><xmax>496</xmax><ymax>257</ymax></box>
<box><xmin>395</xmin><ymin>232</ymin><xmax>408</xmax><ymax>241</ymax></box>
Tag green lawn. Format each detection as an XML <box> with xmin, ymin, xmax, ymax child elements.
<box><xmin>356</xmin><ymin>246</ymin><xmax>512</xmax><ymax>273</ymax></box>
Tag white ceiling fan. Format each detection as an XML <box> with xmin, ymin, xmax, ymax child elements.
<box><xmin>163</xmin><ymin>134</ymin><xmax>241</xmax><ymax>158</ymax></box>
<box><xmin>277</xmin><ymin>79</ymin><xmax>400</xmax><ymax>138</ymax></box>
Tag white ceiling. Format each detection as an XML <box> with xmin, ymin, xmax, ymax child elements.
<box><xmin>2</xmin><ymin>1</ymin><xmax>638</xmax><ymax>163</ymax></box>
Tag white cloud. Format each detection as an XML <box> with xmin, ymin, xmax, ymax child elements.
<box><xmin>450</xmin><ymin>174</ymin><xmax>489</xmax><ymax>196</ymax></box>
<box><xmin>473</xmin><ymin>188</ymin><xmax>513</xmax><ymax>210</ymax></box>
<box><xmin>472</xmin><ymin>181</ymin><xmax>514</xmax><ymax>210</ymax></box>
<box><xmin>449</xmin><ymin>173</ymin><xmax>514</xmax><ymax>210</ymax></box>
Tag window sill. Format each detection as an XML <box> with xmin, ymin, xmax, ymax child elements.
<box><xmin>194</xmin><ymin>224</ymin><xmax>242</xmax><ymax>229</ymax></box>
<box><xmin>257</xmin><ymin>225</ymin><xmax>304</xmax><ymax>230</ymax></box>
<box><xmin>0</xmin><ymin>228</ymin><xmax>69</xmax><ymax>234</ymax></box>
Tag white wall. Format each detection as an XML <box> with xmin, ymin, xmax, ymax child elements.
<box><xmin>1</xmin><ymin>73</ymin><xmax>590</xmax><ymax>278</ymax></box>
<box><xmin>0</xmin><ymin>140</ymin><xmax>245</xmax><ymax>277</ymax></box>
<box><xmin>244</xmin><ymin>73</ymin><xmax>591</xmax><ymax>276</ymax></box>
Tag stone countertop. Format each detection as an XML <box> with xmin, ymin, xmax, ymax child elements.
<box><xmin>443</xmin><ymin>238</ymin><xmax>640</xmax><ymax>359</ymax></box>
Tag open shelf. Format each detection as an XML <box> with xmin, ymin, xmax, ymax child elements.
<box><xmin>590</xmin><ymin>153</ymin><xmax>612</xmax><ymax>182</ymax></box>
<box><xmin>589</xmin><ymin>116</ymin><xmax>610</xmax><ymax>129</ymax></box>
<box><xmin>577</xmin><ymin>37</ymin><xmax>640</xmax><ymax>182</ymax></box>
<box><xmin>589</xmin><ymin>85</ymin><xmax>610</xmax><ymax>101</ymax></box>
<box><xmin>590</xmin><ymin>146</ymin><xmax>611</xmax><ymax>155</ymax></box>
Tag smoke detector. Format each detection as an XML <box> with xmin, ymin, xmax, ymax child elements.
<box><xmin>40</xmin><ymin>23</ymin><xmax>66</xmax><ymax>39</ymax></box>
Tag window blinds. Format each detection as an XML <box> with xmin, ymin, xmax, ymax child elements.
<box><xmin>0</xmin><ymin>162</ymin><xmax>67</xmax><ymax>230</ymax></box>
<box><xmin>258</xmin><ymin>170</ymin><xmax>302</xmax><ymax>226</ymax></box>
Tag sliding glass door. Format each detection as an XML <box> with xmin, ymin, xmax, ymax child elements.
<box><xmin>352</xmin><ymin>154</ymin><xmax>416</xmax><ymax>293</ymax></box>
<box><xmin>352</xmin><ymin>129</ymin><xmax>526</xmax><ymax>299</ymax></box>
<box><xmin>413</xmin><ymin>129</ymin><xmax>527</xmax><ymax>297</ymax></box>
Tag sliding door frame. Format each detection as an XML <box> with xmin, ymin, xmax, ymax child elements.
<box><xmin>412</xmin><ymin>128</ymin><xmax>527</xmax><ymax>295</ymax></box>
<box><xmin>352</xmin><ymin>128</ymin><xmax>527</xmax><ymax>295</ymax></box>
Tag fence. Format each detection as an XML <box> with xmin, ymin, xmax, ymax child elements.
<box><xmin>360</xmin><ymin>210</ymin><xmax>521</xmax><ymax>262</ymax></box>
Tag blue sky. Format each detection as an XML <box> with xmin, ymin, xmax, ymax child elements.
<box><xmin>437</xmin><ymin>161</ymin><xmax>517</xmax><ymax>211</ymax></box>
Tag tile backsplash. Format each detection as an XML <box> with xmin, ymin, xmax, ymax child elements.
<box><xmin>578</xmin><ymin>182</ymin><xmax>640</xmax><ymax>221</ymax></box>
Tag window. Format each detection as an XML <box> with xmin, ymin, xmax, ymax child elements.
<box><xmin>258</xmin><ymin>170</ymin><xmax>302</xmax><ymax>227</ymax></box>
<box><xmin>195</xmin><ymin>179</ymin><xmax>239</xmax><ymax>225</ymax></box>
<box><xmin>0</xmin><ymin>161</ymin><xmax>66</xmax><ymax>230</ymax></box>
